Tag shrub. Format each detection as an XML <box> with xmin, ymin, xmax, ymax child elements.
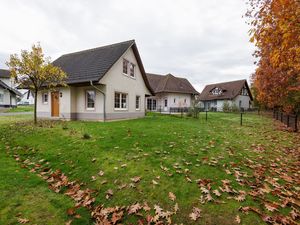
<box><xmin>222</xmin><ymin>101</ymin><xmax>231</xmax><ymax>112</ymax></box>
<box><xmin>231</xmin><ymin>103</ymin><xmax>240</xmax><ymax>112</ymax></box>
<box><xmin>82</xmin><ymin>133</ymin><xmax>92</xmax><ymax>139</ymax></box>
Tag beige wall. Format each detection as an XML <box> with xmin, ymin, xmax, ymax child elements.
<box><xmin>100</xmin><ymin>47</ymin><xmax>151</xmax><ymax>119</ymax></box>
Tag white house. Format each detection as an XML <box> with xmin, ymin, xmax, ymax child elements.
<box><xmin>199</xmin><ymin>79</ymin><xmax>253</xmax><ymax>111</ymax></box>
<box><xmin>0</xmin><ymin>69</ymin><xmax>21</xmax><ymax>108</ymax></box>
<box><xmin>18</xmin><ymin>89</ymin><xmax>35</xmax><ymax>105</ymax></box>
<box><xmin>37</xmin><ymin>40</ymin><xmax>153</xmax><ymax>121</ymax></box>
<box><xmin>145</xmin><ymin>73</ymin><xmax>199</xmax><ymax>112</ymax></box>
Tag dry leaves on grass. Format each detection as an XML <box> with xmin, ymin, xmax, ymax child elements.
<box><xmin>189</xmin><ymin>207</ymin><xmax>201</xmax><ymax>221</ymax></box>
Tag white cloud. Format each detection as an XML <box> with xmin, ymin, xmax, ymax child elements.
<box><xmin>0</xmin><ymin>0</ymin><xmax>256</xmax><ymax>91</ymax></box>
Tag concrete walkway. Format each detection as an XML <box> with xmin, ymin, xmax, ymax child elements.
<box><xmin>0</xmin><ymin>112</ymin><xmax>33</xmax><ymax>116</ymax></box>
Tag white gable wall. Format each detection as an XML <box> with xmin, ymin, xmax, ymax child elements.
<box><xmin>100</xmin><ymin>47</ymin><xmax>151</xmax><ymax>120</ymax></box>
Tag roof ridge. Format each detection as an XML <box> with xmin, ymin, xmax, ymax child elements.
<box><xmin>59</xmin><ymin>40</ymin><xmax>135</xmax><ymax>58</ymax></box>
<box><xmin>206</xmin><ymin>79</ymin><xmax>247</xmax><ymax>86</ymax></box>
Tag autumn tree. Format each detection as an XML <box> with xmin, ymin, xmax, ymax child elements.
<box><xmin>246</xmin><ymin>0</ymin><xmax>300</xmax><ymax>113</ymax></box>
<box><xmin>6</xmin><ymin>43</ymin><xmax>66</xmax><ymax>124</ymax></box>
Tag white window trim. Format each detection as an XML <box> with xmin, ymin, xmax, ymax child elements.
<box><xmin>42</xmin><ymin>92</ymin><xmax>48</xmax><ymax>104</ymax></box>
<box><xmin>136</xmin><ymin>95</ymin><xmax>141</xmax><ymax>110</ymax></box>
<box><xmin>86</xmin><ymin>90</ymin><xmax>96</xmax><ymax>110</ymax></box>
<box><xmin>114</xmin><ymin>92</ymin><xmax>128</xmax><ymax>111</ymax></box>
<box><xmin>122</xmin><ymin>58</ymin><xmax>136</xmax><ymax>80</ymax></box>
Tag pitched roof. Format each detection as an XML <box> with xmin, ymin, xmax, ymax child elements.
<box><xmin>53</xmin><ymin>40</ymin><xmax>153</xmax><ymax>94</ymax></box>
<box><xmin>0</xmin><ymin>80</ymin><xmax>22</xmax><ymax>96</ymax></box>
<box><xmin>146</xmin><ymin>73</ymin><xmax>199</xmax><ymax>95</ymax></box>
<box><xmin>199</xmin><ymin>79</ymin><xmax>253</xmax><ymax>101</ymax></box>
<box><xmin>0</xmin><ymin>69</ymin><xmax>10</xmax><ymax>78</ymax></box>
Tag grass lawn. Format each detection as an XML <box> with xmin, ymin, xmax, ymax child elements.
<box><xmin>4</xmin><ymin>105</ymin><xmax>34</xmax><ymax>113</ymax></box>
<box><xmin>0</xmin><ymin>112</ymin><xmax>299</xmax><ymax>224</ymax></box>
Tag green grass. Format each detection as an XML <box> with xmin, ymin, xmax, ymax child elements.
<box><xmin>4</xmin><ymin>105</ymin><xmax>34</xmax><ymax>113</ymax></box>
<box><xmin>0</xmin><ymin>112</ymin><xmax>298</xmax><ymax>224</ymax></box>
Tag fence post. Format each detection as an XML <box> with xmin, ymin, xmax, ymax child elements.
<box><xmin>280</xmin><ymin>112</ymin><xmax>283</xmax><ymax>122</ymax></box>
<box><xmin>240</xmin><ymin>112</ymin><xmax>243</xmax><ymax>126</ymax></box>
<box><xmin>295</xmin><ymin>115</ymin><xmax>298</xmax><ymax>132</ymax></box>
<box><xmin>206</xmin><ymin>111</ymin><xmax>208</xmax><ymax>121</ymax></box>
<box><xmin>287</xmin><ymin>115</ymin><xmax>289</xmax><ymax>128</ymax></box>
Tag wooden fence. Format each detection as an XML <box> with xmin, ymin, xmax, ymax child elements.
<box><xmin>273</xmin><ymin>111</ymin><xmax>298</xmax><ymax>132</ymax></box>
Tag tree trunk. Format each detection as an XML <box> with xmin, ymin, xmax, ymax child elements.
<box><xmin>34</xmin><ymin>89</ymin><xmax>38</xmax><ymax>125</ymax></box>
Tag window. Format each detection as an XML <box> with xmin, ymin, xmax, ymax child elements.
<box><xmin>86</xmin><ymin>90</ymin><xmax>95</xmax><ymax>109</ymax></box>
<box><xmin>129</xmin><ymin>63</ymin><xmax>135</xmax><ymax>77</ymax></box>
<box><xmin>174</xmin><ymin>98</ymin><xmax>176</xmax><ymax>103</ymax></box>
<box><xmin>123</xmin><ymin>59</ymin><xmax>129</xmax><ymax>74</ymax></box>
<box><xmin>42</xmin><ymin>92</ymin><xmax>48</xmax><ymax>104</ymax></box>
<box><xmin>240</xmin><ymin>87</ymin><xmax>248</xmax><ymax>96</ymax></box>
<box><xmin>147</xmin><ymin>99</ymin><xmax>156</xmax><ymax>111</ymax></box>
<box><xmin>164</xmin><ymin>99</ymin><xmax>168</xmax><ymax>107</ymax></box>
<box><xmin>115</xmin><ymin>92</ymin><xmax>127</xmax><ymax>109</ymax></box>
<box><xmin>211</xmin><ymin>87</ymin><xmax>222</xmax><ymax>96</ymax></box>
<box><xmin>0</xmin><ymin>91</ymin><xmax>3</xmax><ymax>103</ymax></box>
<box><xmin>136</xmin><ymin>96</ymin><xmax>140</xmax><ymax>110</ymax></box>
<box><xmin>184</xmin><ymin>98</ymin><xmax>187</xmax><ymax>103</ymax></box>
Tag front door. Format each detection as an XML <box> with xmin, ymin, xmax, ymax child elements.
<box><xmin>51</xmin><ymin>91</ymin><xmax>59</xmax><ymax>117</ymax></box>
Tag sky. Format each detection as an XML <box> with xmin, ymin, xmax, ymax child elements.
<box><xmin>0</xmin><ymin>0</ymin><xmax>256</xmax><ymax>92</ymax></box>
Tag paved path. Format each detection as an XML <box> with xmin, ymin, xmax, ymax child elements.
<box><xmin>0</xmin><ymin>112</ymin><xmax>33</xmax><ymax>116</ymax></box>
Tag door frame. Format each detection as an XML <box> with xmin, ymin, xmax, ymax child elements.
<box><xmin>51</xmin><ymin>91</ymin><xmax>60</xmax><ymax>117</ymax></box>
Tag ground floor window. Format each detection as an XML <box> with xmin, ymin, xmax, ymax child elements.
<box><xmin>42</xmin><ymin>92</ymin><xmax>48</xmax><ymax>104</ymax></box>
<box><xmin>136</xmin><ymin>95</ymin><xmax>140</xmax><ymax>110</ymax></box>
<box><xmin>147</xmin><ymin>98</ymin><xmax>156</xmax><ymax>110</ymax></box>
<box><xmin>164</xmin><ymin>99</ymin><xmax>168</xmax><ymax>107</ymax></box>
<box><xmin>86</xmin><ymin>90</ymin><xmax>95</xmax><ymax>109</ymax></box>
<box><xmin>115</xmin><ymin>92</ymin><xmax>128</xmax><ymax>109</ymax></box>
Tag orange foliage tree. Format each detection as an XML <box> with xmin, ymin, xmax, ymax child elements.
<box><xmin>246</xmin><ymin>0</ymin><xmax>300</xmax><ymax>113</ymax></box>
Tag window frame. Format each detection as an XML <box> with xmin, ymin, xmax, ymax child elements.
<box><xmin>114</xmin><ymin>92</ymin><xmax>128</xmax><ymax>110</ymax></box>
<box><xmin>129</xmin><ymin>63</ymin><xmax>135</xmax><ymax>78</ymax></box>
<box><xmin>123</xmin><ymin>59</ymin><xmax>129</xmax><ymax>75</ymax></box>
<box><xmin>85</xmin><ymin>90</ymin><xmax>96</xmax><ymax>110</ymax></box>
<box><xmin>42</xmin><ymin>92</ymin><xmax>48</xmax><ymax>104</ymax></box>
<box><xmin>135</xmin><ymin>95</ymin><xmax>141</xmax><ymax>110</ymax></box>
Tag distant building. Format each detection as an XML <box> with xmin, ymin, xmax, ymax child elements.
<box><xmin>146</xmin><ymin>73</ymin><xmax>199</xmax><ymax>112</ymax></box>
<box><xmin>0</xmin><ymin>69</ymin><xmax>22</xmax><ymax>108</ymax></box>
<box><xmin>199</xmin><ymin>79</ymin><xmax>253</xmax><ymax>111</ymax></box>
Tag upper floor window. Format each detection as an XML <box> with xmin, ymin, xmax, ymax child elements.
<box><xmin>240</xmin><ymin>87</ymin><xmax>248</xmax><ymax>96</ymax></box>
<box><xmin>211</xmin><ymin>87</ymin><xmax>223</xmax><ymax>96</ymax></box>
<box><xmin>129</xmin><ymin>63</ymin><xmax>135</xmax><ymax>77</ymax></box>
<box><xmin>123</xmin><ymin>59</ymin><xmax>129</xmax><ymax>74</ymax></box>
<box><xmin>115</xmin><ymin>92</ymin><xmax>127</xmax><ymax>109</ymax></box>
<box><xmin>86</xmin><ymin>90</ymin><xmax>95</xmax><ymax>110</ymax></box>
<box><xmin>123</xmin><ymin>58</ymin><xmax>135</xmax><ymax>78</ymax></box>
<box><xmin>42</xmin><ymin>92</ymin><xmax>48</xmax><ymax>104</ymax></box>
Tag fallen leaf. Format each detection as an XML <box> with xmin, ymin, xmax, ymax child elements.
<box><xmin>168</xmin><ymin>192</ymin><xmax>176</xmax><ymax>201</ymax></box>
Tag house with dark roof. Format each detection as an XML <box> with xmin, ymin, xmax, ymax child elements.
<box><xmin>145</xmin><ymin>73</ymin><xmax>199</xmax><ymax>112</ymax></box>
<box><xmin>0</xmin><ymin>69</ymin><xmax>22</xmax><ymax>108</ymax></box>
<box><xmin>37</xmin><ymin>40</ymin><xmax>153</xmax><ymax>121</ymax></box>
<box><xmin>199</xmin><ymin>79</ymin><xmax>253</xmax><ymax>111</ymax></box>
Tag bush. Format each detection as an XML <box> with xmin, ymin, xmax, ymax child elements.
<box><xmin>231</xmin><ymin>103</ymin><xmax>240</xmax><ymax>112</ymax></box>
<box><xmin>222</xmin><ymin>101</ymin><xmax>231</xmax><ymax>112</ymax></box>
<box><xmin>82</xmin><ymin>133</ymin><xmax>92</xmax><ymax>139</ymax></box>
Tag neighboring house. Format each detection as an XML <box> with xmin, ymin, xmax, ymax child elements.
<box><xmin>37</xmin><ymin>40</ymin><xmax>153</xmax><ymax>121</ymax></box>
<box><xmin>0</xmin><ymin>69</ymin><xmax>21</xmax><ymax>108</ymax></box>
<box><xmin>18</xmin><ymin>89</ymin><xmax>35</xmax><ymax>105</ymax></box>
<box><xmin>145</xmin><ymin>73</ymin><xmax>199</xmax><ymax>112</ymax></box>
<box><xmin>199</xmin><ymin>79</ymin><xmax>253</xmax><ymax>111</ymax></box>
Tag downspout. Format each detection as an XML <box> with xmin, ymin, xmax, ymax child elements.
<box><xmin>90</xmin><ymin>81</ymin><xmax>106</xmax><ymax>122</ymax></box>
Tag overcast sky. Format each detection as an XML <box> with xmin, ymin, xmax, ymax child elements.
<box><xmin>0</xmin><ymin>0</ymin><xmax>256</xmax><ymax>91</ymax></box>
